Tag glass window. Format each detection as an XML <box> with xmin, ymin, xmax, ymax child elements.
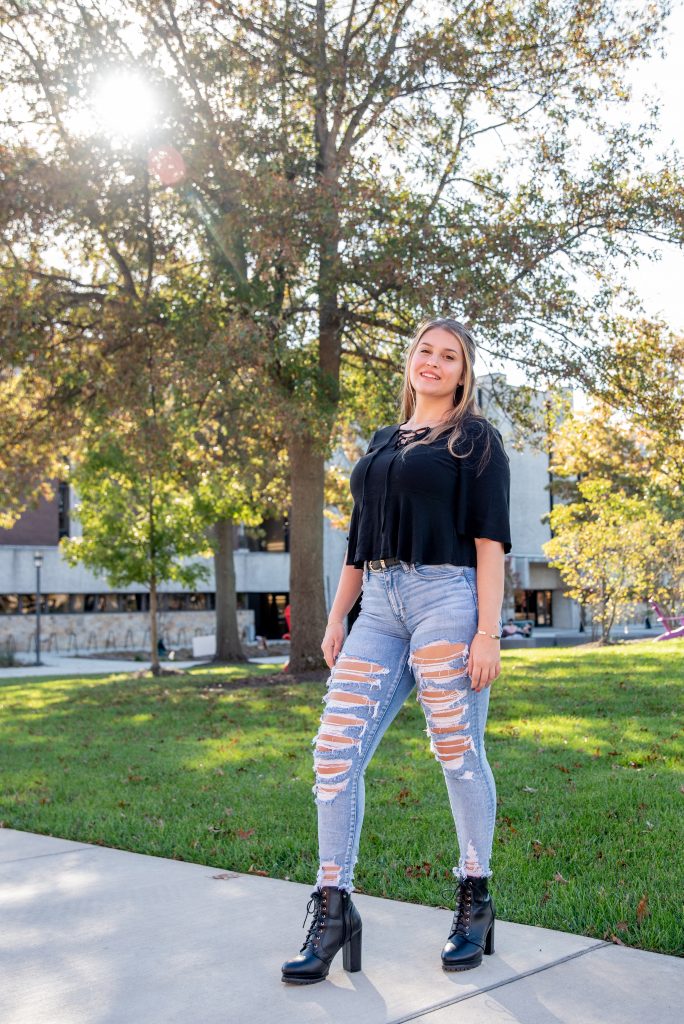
<box><xmin>58</xmin><ymin>481</ymin><xmax>70</xmax><ymax>539</ymax></box>
<box><xmin>70</xmin><ymin>594</ymin><xmax>85</xmax><ymax>613</ymax></box>
<box><xmin>0</xmin><ymin>595</ymin><xmax>19</xmax><ymax>614</ymax></box>
<box><xmin>47</xmin><ymin>594</ymin><xmax>69</xmax><ymax>614</ymax></box>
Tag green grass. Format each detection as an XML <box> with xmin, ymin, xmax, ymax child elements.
<box><xmin>0</xmin><ymin>644</ymin><xmax>682</xmax><ymax>955</ymax></box>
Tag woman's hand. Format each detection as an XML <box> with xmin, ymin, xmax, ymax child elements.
<box><xmin>321</xmin><ymin>619</ymin><xmax>345</xmax><ymax>669</ymax></box>
<box><xmin>467</xmin><ymin>634</ymin><xmax>501</xmax><ymax>691</ymax></box>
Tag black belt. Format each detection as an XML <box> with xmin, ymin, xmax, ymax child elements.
<box><xmin>367</xmin><ymin>557</ymin><xmax>402</xmax><ymax>571</ymax></box>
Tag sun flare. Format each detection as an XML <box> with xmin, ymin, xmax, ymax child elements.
<box><xmin>92</xmin><ymin>71</ymin><xmax>157</xmax><ymax>138</ymax></box>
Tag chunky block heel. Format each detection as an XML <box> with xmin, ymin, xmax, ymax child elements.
<box><xmin>484</xmin><ymin>919</ymin><xmax>495</xmax><ymax>955</ymax></box>
<box><xmin>343</xmin><ymin>924</ymin><xmax>362</xmax><ymax>972</ymax></box>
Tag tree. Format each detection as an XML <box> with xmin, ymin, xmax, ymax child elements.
<box><xmin>62</xmin><ymin>422</ymin><xmax>210</xmax><ymax>675</ymax></box>
<box><xmin>543</xmin><ymin>477</ymin><xmax>674</xmax><ymax>643</ymax></box>
<box><xmin>3</xmin><ymin>0</ymin><xmax>684</xmax><ymax>672</ymax></box>
<box><xmin>549</xmin><ymin>326</ymin><xmax>684</xmax><ymax>518</ymax></box>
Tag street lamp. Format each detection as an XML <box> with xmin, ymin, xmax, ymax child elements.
<box><xmin>33</xmin><ymin>551</ymin><xmax>43</xmax><ymax>666</ymax></box>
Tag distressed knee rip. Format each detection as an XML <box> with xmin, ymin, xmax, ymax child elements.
<box><xmin>311</xmin><ymin>654</ymin><xmax>388</xmax><ymax>805</ymax></box>
<box><xmin>409</xmin><ymin>640</ymin><xmax>476</xmax><ymax>774</ymax></box>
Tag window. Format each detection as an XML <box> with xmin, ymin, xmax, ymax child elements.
<box><xmin>240</xmin><ymin>516</ymin><xmax>289</xmax><ymax>552</ymax></box>
<box><xmin>0</xmin><ymin>591</ymin><xmax>215</xmax><ymax>614</ymax></box>
<box><xmin>0</xmin><ymin>595</ymin><xmax>19</xmax><ymax>614</ymax></box>
<box><xmin>58</xmin><ymin>482</ymin><xmax>70</xmax><ymax>539</ymax></box>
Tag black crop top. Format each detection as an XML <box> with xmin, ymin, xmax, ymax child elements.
<box><xmin>345</xmin><ymin>415</ymin><xmax>512</xmax><ymax>569</ymax></box>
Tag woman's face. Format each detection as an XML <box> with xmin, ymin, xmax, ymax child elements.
<box><xmin>408</xmin><ymin>327</ymin><xmax>466</xmax><ymax>400</ymax></box>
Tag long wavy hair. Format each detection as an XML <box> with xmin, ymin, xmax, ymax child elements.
<box><xmin>397</xmin><ymin>317</ymin><xmax>494</xmax><ymax>470</ymax></box>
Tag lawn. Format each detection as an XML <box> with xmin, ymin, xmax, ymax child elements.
<box><xmin>0</xmin><ymin>643</ymin><xmax>682</xmax><ymax>956</ymax></box>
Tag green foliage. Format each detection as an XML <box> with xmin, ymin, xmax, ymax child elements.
<box><xmin>544</xmin><ymin>478</ymin><xmax>679</xmax><ymax>642</ymax></box>
<box><xmin>61</xmin><ymin>430</ymin><xmax>210</xmax><ymax>591</ymax></box>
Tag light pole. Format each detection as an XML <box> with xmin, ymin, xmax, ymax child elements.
<box><xmin>34</xmin><ymin>551</ymin><xmax>43</xmax><ymax>666</ymax></box>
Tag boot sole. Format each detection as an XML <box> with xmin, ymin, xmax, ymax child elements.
<box><xmin>281</xmin><ymin>973</ymin><xmax>329</xmax><ymax>985</ymax></box>
<box><xmin>442</xmin><ymin>957</ymin><xmax>483</xmax><ymax>971</ymax></box>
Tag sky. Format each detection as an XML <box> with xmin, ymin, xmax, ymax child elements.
<box><xmin>475</xmin><ymin>1</ymin><xmax>684</xmax><ymax>396</ymax></box>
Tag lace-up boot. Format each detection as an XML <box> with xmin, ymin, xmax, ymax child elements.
<box><xmin>281</xmin><ymin>886</ymin><xmax>362</xmax><ymax>984</ymax></box>
<box><xmin>441</xmin><ymin>875</ymin><xmax>495</xmax><ymax>971</ymax></box>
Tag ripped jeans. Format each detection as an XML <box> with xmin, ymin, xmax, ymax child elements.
<box><xmin>312</xmin><ymin>559</ymin><xmax>502</xmax><ymax>893</ymax></box>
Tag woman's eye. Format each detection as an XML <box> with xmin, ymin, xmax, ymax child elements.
<box><xmin>419</xmin><ymin>349</ymin><xmax>454</xmax><ymax>360</ymax></box>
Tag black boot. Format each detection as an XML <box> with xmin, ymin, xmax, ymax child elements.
<box><xmin>441</xmin><ymin>875</ymin><xmax>495</xmax><ymax>971</ymax></box>
<box><xmin>281</xmin><ymin>886</ymin><xmax>363</xmax><ymax>984</ymax></box>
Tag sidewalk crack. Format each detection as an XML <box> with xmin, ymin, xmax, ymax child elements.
<box><xmin>387</xmin><ymin>940</ymin><xmax>609</xmax><ymax>1024</ymax></box>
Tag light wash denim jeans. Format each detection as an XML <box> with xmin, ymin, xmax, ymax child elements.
<box><xmin>312</xmin><ymin>559</ymin><xmax>502</xmax><ymax>893</ymax></box>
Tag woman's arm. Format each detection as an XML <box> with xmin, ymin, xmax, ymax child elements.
<box><xmin>321</xmin><ymin>553</ymin><xmax>364</xmax><ymax>668</ymax></box>
<box><xmin>327</xmin><ymin>558</ymin><xmax>364</xmax><ymax>625</ymax></box>
<box><xmin>468</xmin><ymin>537</ymin><xmax>505</xmax><ymax>690</ymax></box>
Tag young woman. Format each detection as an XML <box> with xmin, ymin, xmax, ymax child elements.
<box><xmin>281</xmin><ymin>317</ymin><xmax>511</xmax><ymax>985</ymax></box>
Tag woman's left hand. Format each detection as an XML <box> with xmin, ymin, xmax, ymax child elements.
<box><xmin>467</xmin><ymin>634</ymin><xmax>501</xmax><ymax>691</ymax></box>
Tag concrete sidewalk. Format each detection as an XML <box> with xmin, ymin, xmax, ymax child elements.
<box><xmin>0</xmin><ymin>830</ymin><xmax>680</xmax><ymax>1024</ymax></box>
<box><xmin>0</xmin><ymin>654</ymin><xmax>288</xmax><ymax>680</ymax></box>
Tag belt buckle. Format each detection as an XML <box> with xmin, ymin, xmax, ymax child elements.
<box><xmin>379</xmin><ymin>558</ymin><xmax>387</xmax><ymax>570</ymax></box>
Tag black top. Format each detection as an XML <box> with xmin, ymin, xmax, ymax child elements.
<box><xmin>345</xmin><ymin>415</ymin><xmax>512</xmax><ymax>568</ymax></box>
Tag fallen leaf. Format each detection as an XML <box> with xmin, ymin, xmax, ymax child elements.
<box><xmin>236</xmin><ymin>828</ymin><xmax>255</xmax><ymax>839</ymax></box>
<box><xmin>636</xmin><ymin>893</ymin><xmax>649</xmax><ymax>925</ymax></box>
<box><xmin>522</xmin><ymin>786</ymin><xmax>537</xmax><ymax>792</ymax></box>
<box><xmin>405</xmin><ymin>862</ymin><xmax>432</xmax><ymax>878</ymax></box>
<box><xmin>616</xmin><ymin>921</ymin><xmax>629</xmax><ymax>932</ymax></box>
<box><xmin>212</xmin><ymin>872</ymin><xmax>239</xmax><ymax>880</ymax></box>
<box><xmin>553</xmin><ymin>764</ymin><xmax>570</xmax><ymax>774</ymax></box>
<box><xmin>553</xmin><ymin>872</ymin><xmax>569</xmax><ymax>884</ymax></box>
<box><xmin>248</xmin><ymin>865</ymin><xmax>268</xmax><ymax>876</ymax></box>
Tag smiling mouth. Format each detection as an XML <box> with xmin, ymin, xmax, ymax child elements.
<box><xmin>420</xmin><ymin>372</ymin><xmax>440</xmax><ymax>380</ymax></box>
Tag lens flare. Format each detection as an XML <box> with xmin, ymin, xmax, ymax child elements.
<box><xmin>93</xmin><ymin>72</ymin><xmax>157</xmax><ymax>138</ymax></box>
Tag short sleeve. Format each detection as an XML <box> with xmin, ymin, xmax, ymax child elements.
<box><xmin>344</xmin><ymin>429</ymin><xmax>378</xmax><ymax>566</ymax></box>
<box><xmin>456</xmin><ymin>420</ymin><xmax>512</xmax><ymax>553</ymax></box>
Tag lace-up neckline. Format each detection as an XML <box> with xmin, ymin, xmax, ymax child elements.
<box><xmin>394</xmin><ymin>424</ymin><xmax>432</xmax><ymax>449</ymax></box>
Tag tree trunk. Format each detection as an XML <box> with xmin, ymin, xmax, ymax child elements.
<box><xmin>288</xmin><ymin>433</ymin><xmax>329</xmax><ymax>672</ymax></box>
<box><xmin>149</xmin><ymin>575</ymin><xmax>161</xmax><ymax>676</ymax></box>
<box><xmin>213</xmin><ymin>518</ymin><xmax>247</xmax><ymax>663</ymax></box>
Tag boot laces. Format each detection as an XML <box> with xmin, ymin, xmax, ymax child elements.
<box><xmin>300</xmin><ymin>890</ymin><xmax>327</xmax><ymax>950</ymax></box>
<box><xmin>449</xmin><ymin>878</ymin><xmax>473</xmax><ymax>938</ymax></box>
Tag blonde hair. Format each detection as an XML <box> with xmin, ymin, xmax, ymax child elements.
<box><xmin>397</xmin><ymin>317</ymin><xmax>493</xmax><ymax>469</ymax></box>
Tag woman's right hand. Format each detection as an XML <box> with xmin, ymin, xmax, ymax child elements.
<box><xmin>321</xmin><ymin>620</ymin><xmax>345</xmax><ymax>669</ymax></box>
